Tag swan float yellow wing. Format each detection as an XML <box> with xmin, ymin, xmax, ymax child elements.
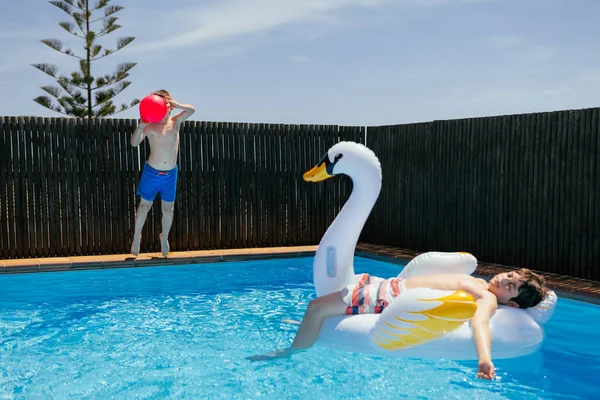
<box><xmin>369</xmin><ymin>289</ymin><xmax>476</xmax><ymax>351</ymax></box>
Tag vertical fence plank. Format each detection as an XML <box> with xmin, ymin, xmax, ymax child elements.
<box><xmin>23</xmin><ymin>117</ymin><xmax>34</xmax><ymax>256</ymax></box>
<box><xmin>35</xmin><ymin>118</ymin><xmax>46</xmax><ymax>257</ymax></box>
<box><xmin>592</xmin><ymin>108</ymin><xmax>600</xmax><ymax>280</ymax></box>
<box><xmin>547</xmin><ymin>111</ymin><xmax>560</xmax><ymax>273</ymax></box>
<box><xmin>199</xmin><ymin>121</ymin><xmax>209</xmax><ymax>250</ymax></box>
<box><xmin>66</xmin><ymin>119</ymin><xmax>77</xmax><ymax>254</ymax></box>
<box><xmin>0</xmin><ymin>118</ymin><xmax>7</xmax><ymax>258</ymax></box>
<box><xmin>580</xmin><ymin>108</ymin><xmax>593</xmax><ymax>279</ymax></box>
<box><xmin>106</xmin><ymin>119</ymin><xmax>118</xmax><ymax>254</ymax></box>
<box><xmin>209</xmin><ymin>121</ymin><xmax>218</xmax><ymax>249</ymax></box>
<box><xmin>98</xmin><ymin>118</ymin><xmax>108</xmax><ymax>255</ymax></box>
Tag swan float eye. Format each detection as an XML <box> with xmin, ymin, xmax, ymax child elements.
<box><xmin>326</xmin><ymin>153</ymin><xmax>343</xmax><ymax>175</ymax></box>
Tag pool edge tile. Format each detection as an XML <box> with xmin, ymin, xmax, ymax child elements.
<box><xmin>3</xmin><ymin>243</ymin><xmax>599</xmax><ymax>304</ymax></box>
<box><xmin>2</xmin><ymin>258</ymin><xmax>41</xmax><ymax>274</ymax></box>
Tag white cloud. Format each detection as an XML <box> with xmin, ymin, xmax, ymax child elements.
<box><xmin>130</xmin><ymin>0</ymin><xmax>386</xmax><ymax>52</ymax></box>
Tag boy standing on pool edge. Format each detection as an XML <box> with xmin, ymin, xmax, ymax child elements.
<box><xmin>129</xmin><ymin>90</ymin><xmax>195</xmax><ymax>256</ymax></box>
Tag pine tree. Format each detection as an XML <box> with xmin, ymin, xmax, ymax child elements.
<box><xmin>33</xmin><ymin>0</ymin><xmax>139</xmax><ymax>118</ymax></box>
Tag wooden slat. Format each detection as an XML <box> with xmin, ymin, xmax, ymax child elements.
<box><xmin>465</xmin><ymin>117</ymin><xmax>476</xmax><ymax>256</ymax></box>
<box><xmin>209</xmin><ymin>121</ymin><xmax>218</xmax><ymax>249</ymax></box>
<box><xmin>7</xmin><ymin>117</ymin><xmax>17</xmax><ymax>258</ymax></box>
<box><xmin>97</xmin><ymin>118</ymin><xmax>108</xmax><ymax>254</ymax></box>
<box><xmin>106</xmin><ymin>119</ymin><xmax>118</xmax><ymax>253</ymax></box>
<box><xmin>536</xmin><ymin>112</ymin><xmax>549</xmax><ymax>270</ymax></box>
<box><xmin>489</xmin><ymin>116</ymin><xmax>501</xmax><ymax>260</ymax></box>
<box><xmin>223</xmin><ymin>121</ymin><xmax>233</xmax><ymax>249</ymax></box>
<box><xmin>580</xmin><ymin>108</ymin><xmax>593</xmax><ymax>279</ymax></box>
<box><xmin>0</xmin><ymin>118</ymin><xmax>7</xmax><ymax>258</ymax></box>
<box><xmin>33</xmin><ymin>117</ymin><xmax>44</xmax><ymax>256</ymax></box>
<box><xmin>116</xmin><ymin>119</ymin><xmax>127</xmax><ymax>253</ymax></box>
<box><xmin>573</xmin><ymin>110</ymin><xmax>585</xmax><ymax>277</ymax></box>
<box><xmin>593</xmin><ymin>108</ymin><xmax>600</xmax><ymax>280</ymax></box>
<box><xmin>546</xmin><ymin>111</ymin><xmax>560</xmax><ymax>273</ymax></box>
<box><xmin>185</xmin><ymin>121</ymin><xmax>195</xmax><ymax>249</ymax></box>
<box><xmin>66</xmin><ymin>119</ymin><xmax>76</xmax><ymax>254</ymax></box>
<box><xmin>24</xmin><ymin>117</ymin><xmax>37</xmax><ymax>257</ymax></box>
<box><xmin>201</xmin><ymin>120</ymin><xmax>209</xmax><ymax>249</ymax></box>
<box><xmin>242</xmin><ymin>123</ymin><xmax>252</xmax><ymax>247</ymax></box>
<box><xmin>14</xmin><ymin>117</ymin><xmax>26</xmax><ymax>257</ymax></box>
<box><xmin>234</xmin><ymin>122</ymin><xmax>244</xmax><ymax>247</ymax></box>
<box><xmin>199</xmin><ymin>121</ymin><xmax>210</xmax><ymax>249</ymax></box>
<box><xmin>563</xmin><ymin>111</ymin><xmax>576</xmax><ymax>275</ymax></box>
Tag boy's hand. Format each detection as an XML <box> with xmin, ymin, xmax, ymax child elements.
<box><xmin>167</xmin><ymin>98</ymin><xmax>179</xmax><ymax>109</ymax></box>
<box><xmin>477</xmin><ymin>359</ymin><xmax>495</xmax><ymax>380</ymax></box>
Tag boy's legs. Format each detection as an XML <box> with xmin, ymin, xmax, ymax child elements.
<box><xmin>160</xmin><ymin>200</ymin><xmax>174</xmax><ymax>256</ymax></box>
<box><xmin>291</xmin><ymin>290</ymin><xmax>348</xmax><ymax>349</ymax></box>
<box><xmin>130</xmin><ymin>199</ymin><xmax>153</xmax><ymax>256</ymax></box>
<box><xmin>247</xmin><ymin>290</ymin><xmax>350</xmax><ymax>361</ymax></box>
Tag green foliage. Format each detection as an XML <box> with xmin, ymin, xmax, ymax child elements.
<box><xmin>33</xmin><ymin>0</ymin><xmax>139</xmax><ymax>118</ymax></box>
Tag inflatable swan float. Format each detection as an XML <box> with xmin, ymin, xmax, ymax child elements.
<box><xmin>303</xmin><ymin>141</ymin><xmax>557</xmax><ymax>360</ymax></box>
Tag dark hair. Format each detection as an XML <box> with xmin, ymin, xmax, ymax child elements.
<box><xmin>152</xmin><ymin>89</ymin><xmax>171</xmax><ymax>100</ymax></box>
<box><xmin>510</xmin><ymin>268</ymin><xmax>547</xmax><ymax>308</ymax></box>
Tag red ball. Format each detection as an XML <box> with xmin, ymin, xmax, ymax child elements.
<box><xmin>139</xmin><ymin>94</ymin><xmax>168</xmax><ymax>123</ymax></box>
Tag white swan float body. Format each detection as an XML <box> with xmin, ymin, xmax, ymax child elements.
<box><xmin>303</xmin><ymin>141</ymin><xmax>556</xmax><ymax>360</ymax></box>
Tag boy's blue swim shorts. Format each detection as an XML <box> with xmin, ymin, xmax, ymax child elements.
<box><xmin>136</xmin><ymin>163</ymin><xmax>178</xmax><ymax>202</ymax></box>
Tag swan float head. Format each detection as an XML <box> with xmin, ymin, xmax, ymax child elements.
<box><xmin>303</xmin><ymin>141</ymin><xmax>382</xmax><ymax>183</ymax></box>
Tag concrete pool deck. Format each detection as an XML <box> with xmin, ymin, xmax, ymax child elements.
<box><xmin>1</xmin><ymin>243</ymin><xmax>599</xmax><ymax>304</ymax></box>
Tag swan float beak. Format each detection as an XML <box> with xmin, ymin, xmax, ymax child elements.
<box><xmin>304</xmin><ymin>152</ymin><xmax>342</xmax><ymax>182</ymax></box>
<box><xmin>303</xmin><ymin>158</ymin><xmax>334</xmax><ymax>182</ymax></box>
<box><xmin>303</xmin><ymin>163</ymin><xmax>332</xmax><ymax>182</ymax></box>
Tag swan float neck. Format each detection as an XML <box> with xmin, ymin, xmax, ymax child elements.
<box><xmin>303</xmin><ymin>142</ymin><xmax>382</xmax><ymax>297</ymax></box>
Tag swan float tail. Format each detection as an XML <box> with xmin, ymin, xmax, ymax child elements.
<box><xmin>303</xmin><ymin>142</ymin><xmax>382</xmax><ymax>297</ymax></box>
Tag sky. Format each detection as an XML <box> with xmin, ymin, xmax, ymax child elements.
<box><xmin>1</xmin><ymin>0</ymin><xmax>599</xmax><ymax>126</ymax></box>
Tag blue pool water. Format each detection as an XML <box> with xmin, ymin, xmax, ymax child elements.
<box><xmin>1</xmin><ymin>257</ymin><xmax>599</xmax><ymax>399</ymax></box>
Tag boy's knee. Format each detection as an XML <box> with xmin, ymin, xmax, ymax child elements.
<box><xmin>161</xmin><ymin>203</ymin><xmax>174</xmax><ymax>216</ymax></box>
<box><xmin>137</xmin><ymin>202</ymin><xmax>152</xmax><ymax>214</ymax></box>
<box><xmin>306</xmin><ymin>298</ymin><xmax>326</xmax><ymax>316</ymax></box>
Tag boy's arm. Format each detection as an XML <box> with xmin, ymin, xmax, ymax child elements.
<box><xmin>131</xmin><ymin>121</ymin><xmax>149</xmax><ymax>147</ymax></box>
<box><xmin>169</xmin><ymin>99</ymin><xmax>196</xmax><ymax>124</ymax></box>
<box><xmin>471</xmin><ymin>294</ymin><xmax>497</xmax><ymax>380</ymax></box>
<box><xmin>459</xmin><ymin>280</ymin><xmax>498</xmax><ymax>380</ymax></box>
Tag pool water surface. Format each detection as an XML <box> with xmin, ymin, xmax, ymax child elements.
<box><xmin>1</xmin><ymin>257</ymin><xmax>599</xmax><ymax>399</ymax></box>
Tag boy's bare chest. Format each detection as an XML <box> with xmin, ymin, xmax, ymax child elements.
<box><xmin>150</xmin><ymin>128</ymin><xmax>179</xmax><ymax>143</ymax></box>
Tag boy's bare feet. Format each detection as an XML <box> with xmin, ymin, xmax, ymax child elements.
<box><xmin>130</xmin><ymin>235</ymin><xmax>141</xmax><ymax>256</ymax></box>
<box><xmin>160</xmin><ymin>233</ymin><xmax>170</xmax><ymax>256</ymax></box>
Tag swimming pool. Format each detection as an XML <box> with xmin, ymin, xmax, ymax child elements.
<box><xmin>1</xmin><ymin>257</ymin><xmax>599</xmax><ymax>399</ymax></box>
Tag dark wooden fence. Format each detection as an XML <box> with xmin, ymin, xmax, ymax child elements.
<box><xmin>0</xmin><ymin>117</ymin><xmax>363</xmax><ymax>258</ymax></box>
<box><xmin>1</xmin><ymin>108</ymin><xmax>599</xmax><ymax>280</ymax></box>
<box><xmin>362</xmin><ymin>108</ymin><xmax>599</xmax><ymax>280</ymax></box>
